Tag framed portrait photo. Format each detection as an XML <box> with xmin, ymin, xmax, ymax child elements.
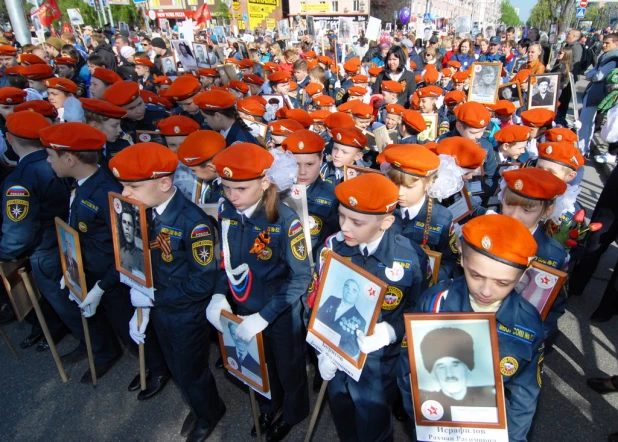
<box><xmin>55</xmin><ymin>218</ymin><xmax>88</xmax><ymax>302</ymax></box>
<box><xmin>219</xmin><ymin>310</ymin><xmax>271</xmax><ymax>396</ymax></box>
<box><xmin>404</xmin><ymin>313</ymin><xmax>508</xmax><ymax>434</ymax></box>
<box><xmin>278</xmin><ymin>19</ymin><xmax>291</xmax><ymax>40</ymax></box>
<box><xmin>213</xmin><ymin>26</ymin><xmax>227</xmax><ymax>46</ymax></box>
<box><xmin>418</xmin><ymin>114</ymin><xmax>439</xmax><ymax>142</ymax></box>
<box><xmin>466</xmin><ymin>165</ymin><xmax>485</xmax><ymax>196</ymax></box>
<box><xmin>373</xmin><ymin>125</ymin><xmax>394</xmax><ymax>152</ymax></box>
<box><xmin>497</xmin><ymin>82</ymin><xmax>523</xmax><ymax>109</ymax></box>
<box><xmin>108</xmin><ymin>193</ymin><xmax>154</xmax><ymax>296</ymax></box>
<box><xmin>262</xmin><ymin>94</ymin><xmax>291</xmax><ymax>123</ymax></box>
<box><xmin>425</xmin><ymin>249</ymin><xmax>442</xmax><ymax>286</ymax></box>
<box><xmin>307</xmin><ymin>251</ymin><xmax>387</xmax><ymax>381</ymax></box>
<box><xmin>174</xmin><ymin>163</ymin><xmax>203</xmax><ymax>205</ymax></box>
<box><xmin>515</xmin><ymin>261</ymin><xmax>567</xmax><ymax>320</ymax></box>
<box><xmin>527</xmin><ymin>73</ymin><xmax>560</xmax><ymax>112</ymax></box>
<box><xmin>216</xmin><ymin>64</ymin><xmax>239</xmax><ymax>85</ymax></box>
<box><xmin>343</xmin><ymin>164</ymin><xmax>380</xmax><ymax>181</ymax></box>
<box><xmin>192</xmin><ymin>42</ymin><xmax>211</xmax><ymax>68</ymax></box>
<box><xmin>242</xmin><ymin>118</ymin><xmax>268</xmax><ymax>144</ymax></box>
<box><xmin>160</xmin><ymin>54</ymin><xmax>177</xmax><ymax>77</ymax></box>
<box><xmin>441</xmin><ymin>189</ymin><xmax>473</xmax><ymax>223</ymax></box>
<box><xmin>512</xmin><ymin>56</ymin><xmax>527</xmax><ymax>74</ymax></box>
<box><xmin>468</xmin><ymin>62</ymin><xmax>502</xmax><ymax>104</ymax></box>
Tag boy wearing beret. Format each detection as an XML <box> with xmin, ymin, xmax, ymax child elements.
<box><xmin>134</xmin><ymin>58</ymin><xmax>156</xmax><ymax>92</ymax></box>
<box><xmin>398</xmin><ymin>109</ymin><xmax>428</xmax><ymax>145</ymax></box>
<box><xmin>399</xmin><ymin>214</ymin><xmax>545</xmax><ymax>442</ymax></box>
<box><xmin>312</xmin><ymin>173</ymin><xmax>428</xmax><ymax>442</ymax></box>
<box><xmin>167</xmin><ymin>76</ymin><xmax>210</xmax><ymax>130</ymax></box>
<box><xmin>109</xmin><ymin>143</ymin><xmax>226</xmax><ymax>442</ymax></box>
<box><xmin>493</xmin><ymin>125</ymin><xmax>531</xmax><ymax>164</ymax></box>
<box><xmin>320</xmin><ymin>127</ymin><xmax>368</xmax><ymax>184</ymax></box>
<box><xmin>520</xmin><ymin>108</ymin><xmax>556</xmax><ymax>159</ymax></box>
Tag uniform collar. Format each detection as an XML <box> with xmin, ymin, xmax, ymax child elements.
<box><xmin>337</xmin><ymin>227</ymin><xmax>397</xmax><ymax>266</ymax></box>
<box><xmin>18</xmin><ymin>149</ymin><xmax>46</xmax><ymax>165</ymax></box>
<box><xmin>219</xmin><ymin>197</ymin><xmax>272</xmax><ymax>231</ymax></box>
<box><xmin>153</xmin><ymin>188</ymin><xmax>182</xmax><ymax>224</ymax></box>
<box><xmin>75</xmin><ymin>167</ymin><xmax>106</xmax><ymax>199</ymax></box>
<box><xmin>238</xmin><ymin>198</ymin><xmax>261</xmax><ymax>218</ymax></box>
<box><xmin>401</xmin><ymin>196</ymin><xmax>426</xmax><ymax>220</ymax></box>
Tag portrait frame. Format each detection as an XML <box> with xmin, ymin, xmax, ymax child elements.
<box><xmin>237</xmin><ymin>41</ymin><xmax>250</xmax><ymax>59</ymax></box>
<box><xmin>343</xmin><ymin>164</ymin><xmax>380</xmax><ymax>181</ymax></box>
<box><xmin>404</xmin><ymin>312</ymin><xmax>507</xmax><ymax>430</ymax></box>
<box><xmin>373</xmin><ymin>125</ymin><xmax>393</xmax><ymax>152</ymax></box>
<box><xmin>218</xmin><ymin>310</ymin><xmax>271</xmax><ymax>395</ymax></box>
<box><xmin>468</xmin><ymin>62</ymin><xmax>502</xmax><ymax>105</ymax></box>
<box><xmin>55</xmin><ymin>218</ymin><xmax>88</xmax><ymax>302</ymax></box>
<box><xmin>418</xmin><ymin>113</ymin><xmax>439</xmax><ymax>142</ymax></box>
<box><xmin>278</xmin><ymin>19</ymin><xmax>291</xmax><ymax>40</ymax></box>
<box><xmin>515</xmin><ymin>261</ymin><xmax>567</xmax><ymax>320</ymax></box>
<box><xmin>213</xmin><ymin>26</ymin><xmax>227</xmax><ymax>46</ymax></box>
<box><xmin>262</xmin><ymin>94</ymin><xmax>291</xmax><ymax>123</ymax></box>
<box><xmin>192</xmin><ymin>42</ymin><xmax>211</xmax><ymax>68</ymax></box>
<box><xmin>108</xmin><ymin>192</ymin><xmax>153</xmax><ymax>290</ymax></box>
<box><xmin>338</xmin><ymin>17</ymin><xmax>354</xmax><ymax>44</ymax></box>
<box><xmin>307</xmin><ymin>251</ymin><xmax>387</xmax><ymax>377</ymax></box>
<box><xmin>441</xmin><ymin>188</ymin><xmax>473</xmax><ymax>223</ymax></box>
<box><xmin>497</xmin><ymin>82</ymin><xmax>523</xmax><ymax>109</ymax></box>
<box><xmin>215</xmin><ymin>64</ymin><xmax>239</xmax><ymax>85</ymax></box>
<box><xmin>512</xmin><ymin>56</ymin><xmax>527</xmax><ymax>74</ymax></box>
<box><xmin>171</xmin><ymin>39</ymin><xmax>198</xmax><ymax>73</ymax></box>
<box><xmin>242</xmin><ymin>118</ymin><xmax>268</xmax><ymax>144</ymax></box>
<box><xmin>160</xmin><ymin>54</ymin><xmax>177</xmax><ymax>77</ymax></box>
<box><xmin>527</xmin><ymin>73</ymin><xmax>560</xmax><ymax>112</ymax></box>
<box><xmin>425</xmin><ymin>249</ymin><xmax>442</xmax><ymax>285</ymax></box>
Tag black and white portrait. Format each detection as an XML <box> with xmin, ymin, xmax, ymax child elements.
<box><xmin>498</xmin><ymin>82</ymin><xmax>522</xmax><ymax>108</ymax></box>
<box><xmin>174</xmin><ymin>163</ymin><xmax>202</xmax><ymax>204</ymax></box>
<box><xmin>113</xmin><ymin>199</ymin><xmax>145</xmax><ymax>279</ymax></box>
<box><xmin>171</xmin><ymin>40</ymin><xmax>197</xmax><ymax>73</ymax></box>
<box><xmin>338</xmin><ymin>17</ymin><xmax>353</xmax><ymax>44</ymax></box>
<box><xmin>263</xmin><ymin>94</ymin><xmax>288</xmax><ymax>123</ymax></box>
<box><xmin>161</xmin><ymin>55</ymin><xmax>177</xmax><ymax>76</ymax></box>
<box><xmin>528</xmin><ymin>74</ymin><xmax>559</xmax><ymax>111</ymax></box>
<box><xmin>278</xmin><ymin>19</ymin><xmax>290</xmax><ymax>40</ymax></box>
<box><xmin>213</xmin><ymin>26</ymin><xmax>227</xmax><ymax>46</ymax></box>
<box><xmin>58</xmin><ymin>224</ymin><xmax>83</xmax><ymax>299</ymax></box>
<box><xmin>469</xmin><ymin>63</ymin><xmax>501</xmax><ymax>104</ymax></box>
<box><xmin>411</xmin><ymin>319</ymin><xmax>498</xmax><ymax>424</ymax></box>
<box><xmin>193</xmin><ymin>42</ymin><xmax>208</xmax><ymax>65</ymax></box>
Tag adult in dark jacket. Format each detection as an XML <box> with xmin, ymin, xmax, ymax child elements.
<box><xmin>563</xmin><ymin>29</ymin><xmax>584</xmax><ymax>77</ymax></box>
<box><xmin>151</xmin><ymin>37</ymin><xmax>173</xmax><ymax>76</ymax></box>
<box><xmin>372</xmin><ymin>45</ymin><xmax>417</xmax><ymax>108</ymax></box>
<box><xmin>91</xmin><ymin>33</ymin><xmax>117</xmax><ymax>71</ymax></box>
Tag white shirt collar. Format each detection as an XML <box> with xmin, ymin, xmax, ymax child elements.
<box><xmin>77</xmin><ymin>166</ymin><xmax>99</xmax><ymax>186</ymax></box>
<box><xmin>220</xmin><ymin>124</ymin><xmax>233</xmax><ymax>139</ymax></box>
<box><xmin>402</xmin><ymin>196</ymin><xmax>426</xmax><ymax>220</ymax></box>
<box><xmin>238</xmin><ymin>198</ymin><xmax>262</xmax><ymax>219</ymax></box>
<box><xmin>153</xmin><ymin>187</ymin><xmax>177</xmax><ymax>217</ymax></box>
<box><xmin>360</xmin><ymin>232</ymin><xmax>385</xmax><ymax>257</ymax></box>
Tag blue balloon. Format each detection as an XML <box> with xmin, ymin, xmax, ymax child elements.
<box><xmin>399</xmin><ymin>7</ymin><xmax>411</xmax><ymax>25</ymax></box>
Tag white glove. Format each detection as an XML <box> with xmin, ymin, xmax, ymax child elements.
<box><xmin>235</xmin><ymin>313</ymin><xmax>269</xmax><ymax>342</ymax></box>
<box><xmin>206</xmin><ymin>294</ymin><xmax>232</xmax><ymax>332</ymax></box>
<box><xmin>356</xmin><ymin>322</ymin><xmax>396</xmax><ymax>354</ymax></box>
<box><xmin>573</xmin><ymin>120</ymin><xmax>582</xmax><ymax>131</ymax></box>
<box><xmin>130</xmin><ymin>288</ymin><xmax>153</xmax><ymax>308</ymax></box>
<box><xmin>60</xmin><ymin>276</ymin><xmax>66</xmax><ymax>290</ymax></box>
<box><xmin>317</xmin><ymin>353</ymin><xmax>338</xmax><ymax>381</ymax></box>
<box><xmin>129</xmin><ymin>308</ymin><xmax>150</xmax><ymax>344</ymax></box>
<box><xmin>78</xmin><ymin>282</ymin><xmax>105</xmax><ymax>317</ymax></box>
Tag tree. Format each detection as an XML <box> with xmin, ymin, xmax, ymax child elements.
<box><xmin>500</xmin><ymin>0</ymin><xmax>522</xmax><ymax>26</ymax></box>
<box><xmin>527</xmin><ymin>0</ymin><xmax>578</xmax><ymax>33</ymax></box>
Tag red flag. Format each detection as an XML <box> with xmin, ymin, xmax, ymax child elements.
<box><xmin>34</xmin><ymin>0</ymin><xmax>63</xmax><ymax>28</ymax></box>
<box><xmin>193</xmin><ymin>3</ymin><xmax>212</xmax><ymax>25</ymax></box>
<box><xmin>61</xmin><ymin>22</ymin><xmax>73</xmax><ymax>34</ymax></box>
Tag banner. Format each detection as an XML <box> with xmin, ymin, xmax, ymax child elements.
<box><xmin>67</xmin><ymin>9</ymin><xmax>84</xmax><ymax>25</ymax></box>
<box><xmin>33</xmin><ymin>0</ymin><xmax>62</xmax><ymax>27</ymax></box>
<box><xmin>193</xmin><ymin>3</ymin><xmax>212</xmax><ymax>25</ymax></box>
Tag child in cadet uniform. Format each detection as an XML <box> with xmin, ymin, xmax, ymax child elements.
<box><xmin>282</xmin><ymin>130</ymin><xmax>339</xmax><ymax>256</ymax></box>
<box><xmin>89</xmin><ymin>67</ymin><xmax>122</xmax><ymax>99</ymax></box>
<box><xmin>14</xmin><ymin>99</ymin><xmax>58</xmax><ymax>125</ymax></box>
<box><xmin>53</xmin><ymin>57</ymin><xmax>86</xmax><ymax>98</ymax></box>
<box><xmin>451</xmin><ymin>71</ymin><xmax>469</xmax><ymax>91</ymax></box>
<box><xmin>513</xmin><ymin>69</ymin><xmax>532</xmax><ymax>118</ymax></box>
<box><xmin>134</xmin><ymin>58</ymin><xmax>156</xmax><ymax>92</ymax></box>
<box><xmin>206</xmin><ymin>143</ymin><xmax>311</xmax><ymax>441</ymax></box>
<box><xmin>0</xmin><ymin>87</ymin><xmax>28</xmax><ymax>165</ymax></box>
<box><xmin>266</xmin><ymin>119</ymin><xmax>304</xmax><ymax>150</ymax></box>
<box><xmin>268</xmin><ymin>71</ymin><xmax>292</xmax><ymax>98</ymax></box>
<box><xmin>499</xmin><ymin>168</ymin><xmax>568</xmax><ymax>345</ymax></box>
<box><xmin>441</xmin><ymin>90</ymin><xmax>466</xmax><ymax>133</ymax></box>
<box><xmin>521</xmin><ymin>108</ymin><xmax>555</xmax><ymax>159</ymax></box>
<box><xmin>399</xmin><ymin>214</ymin><xmax>545</xmax><ymax>442</ymax></box>
<box><xmin>166</xmin><ymin>75</ymin><xmax>209</xmax><ymax>130</ymax></box>
<box><xmin>228</xmin><ymin>80</ymin><xmax>249</xmax><ymax>100</ymax></box>
<box><xmin>194</xmin><ymin>89</ymin><xmax>259</xmax><ymax>146</ymax></box>
<box><xmin>244</xmin><ymin>73</ymin><xmax>265</xmax><ymax>97</ymax></box>
<box><xmin>81</xmin><ymin>98</ymin><xmax>133</xmax><ymax>160</ymax></box>
<box><xmin>304</xmin><ymin>83</ymin><xmax>325</xmax><ymax>111</ymax></box>
<box><xmin>198</xmin><ymin>68</ymin><xmax>218</xmax><ymax>90</ymax></box>
<box><xmin>110</xmin><ymin>142</ymin><xmax>226</xmax><ymax>442</ymax></box>
<box><xmin>398</xmin><ymin>109</ymin><xmax>428</xmax><ymax>144</ymax></box>
<box><xmin>312</xmin><ymin>173</ymin><xmax>428</xmax><ymax>442</ymax></box>
<box><xmin>237</xmin><ymin>98</ymin><xmax>267</xmax><ymax>140</ymax></box>
<box><xmin>238</xmin><ymin>59</ymin><xmax>254</xmax><ymax>76</ymax></box>
<box><xmin>493</xmin><ymin>125</ymin><xmax>530</xmax><ymax>164</ymax></box>
<box><xmin>440</xmin><ymin>68</ymin><xmax>453</xmax><ymax>90</ymax></box>
<box><xmin>351</xmin><ymin>101</ymin><xmax>374</xmax><ymax>131</ymax></box>
<box><xmin>375</xmin><ymin>80</ymin><xmax>404</xmax><ymax>126</ymax></box>
<box><xmin>154</xmin><ymin>76</ymin><xmax>172</xmax><ymax>94</ymax></box>
<box><xmin>177</xmin><ymin>130</ymin><xmax>227</xmax><ymax>205</ymax></box>
<box><xmin>313</xmin><ymin>94</ymin><xmax>335</xmax><ymax>111</ymax></box>
<box><xmin>494</xmin><ymin>99</ymin><xmax>521</xmax><ymax>128</ymax></box>
<box><xmin>317</xmin><ymin>56</ymin><xmax>337</xmax><ymax>97</ymax></box>
<box><xmin>368</xmin><ymin>66</ymin><xmax>383</xmax><ymax>86</ymax></box>
<box><xmin>310</xmin><ymin>110</ymin><xmax>330</xmax><ymax>139</ymax></box>
<box><xmin>335</xmin><ymin>60</ymin><xmax>360</xmax><ymax>105</ymax></box>
<box><xmin>21</xmin><ymin>63</ymin><xmax>55</xmax><ymax>100</ymax></box>
<box><xmin>45</xmin><ymin>78</ymin><xmax>81</xmax><ymax>122</ymax></box>
<box><xmin>103</xmin><ymin>81</ymin><xmax>169</xmax><ymax>143</ymax></box>
<box><xmin>418</xmin><ymin>85</ymin><xmax>447</xmax><ymax>132</ymax></box>
<box><xmin>378</xmin><ymin>144</ymin><xmax>458</xmax><ymax>282</ymax></box>
<box><xmin>285</xmin><ymin>108</ymin><xmax>313</xmax><ymax>129</ymax></box>
<box><xmin>293</xmin><ymin>59</ymin><xmax>311</xmax><ymax>90</ymax></box>
<box><xmin>376</xmin><ymin>103</ymin><xmax>404</xmax><ymax>133</ymax></box>
<box><xmin>320</xmin><ymin>127</ymin><xmax>368</xmax><ymax>183</ymax></box>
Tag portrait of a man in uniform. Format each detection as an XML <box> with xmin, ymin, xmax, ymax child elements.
<box><xmin>529</xmin><ymin>75</ymin><xmax>558</xmax><ymax>110</ymax></box>
<box><xmin>118</xmin><ymin>207</ymin><xmax>144</xmax><ymax>275</ymax></box>
<box><xmin>224</xmin><ymin>320</ymin><xmax>262</xmax><ymax>384</ymax></box>
<box><xmin>61</xmin><ymin>229</ymin><xmax>82</xmax><ymax>297</ymax></box>
<box><xmin>469</xmin><ymin>64</ymin><xmax>500</xmax><ymax>103</ymax></box>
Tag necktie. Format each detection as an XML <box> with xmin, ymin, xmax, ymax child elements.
<box><xmin>362</xmin><ymin>247</ymin><xmax>369</xmax><ymax>257</ymax></box>
<box><xmin>68</xmin><ymin>181</ymin><xmax>78</xmax><ymax>221</ymax></box>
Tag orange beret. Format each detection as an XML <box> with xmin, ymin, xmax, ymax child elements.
<box><xmin>452</xmin><ymin>71</ymin><xmax>469</xmax><ymax>83</ymax></box>
<box><xmin>237</xmin><ymin>98</ymin><xmax>266</xmax><ymax>117</ymax></box>
<box><xmin>53</xmin><ymin>57</ymin><xmax>76</xmax><ymax>66</ymax></box>
<box><xmin>263</xmin><ymin>62</ymin><xmax>279</xmax><ymax>73</ymax></box>
<box><xmin>18</xmin><ymin>53</ymin><xmax>46</xmax><ymax>65</ymax></box>
<box><xmin>503</xmin><ymin>168</ymin><xmax>567</xmax><ymax>201</ymax></box>
<box><xmin>154</xmin><ymin>76</ymin><xmax>173</xmax><ymax>85</ymax></box>
<box><xmin>282</xmin><ymin>129</ymin><xmax>325</xmax><ymax>154</ymax></box>
<box><xmin>337</xmin><ymin>101</ymin><xmax>357</xmax><ymax>113</ymax></box>
<box><xmin>417</xmin><ymin>85</ymin><xmax>442</xmax><ymax>98</ymax></box>
<box><xmin>537</xmin><ymin>142</ymin><xmax>584</xmax><ymax>170</ymax></box>
<box><xmin>245</xmin><ymin>95</ymin><xmax>267</xmax><ymax>106</ymax></box>
<box><xmin>134</xmin><ymin>58</ymin><xmax>155</xmax><ymax>68</ymax></box>
<box><xmin>342</xmin><ymin>61</ymin><xmax>360</xmax><ymax>74</ymax></box>
<box><xmin>0</xmin><ymin>87</ymin><xmax>27</xmax><ymax>105</ymax></box>
<box><xmin>40</xmin><ymin>122</ymin><xmax>106</xmax><ymax>151</ymax></box>
<box><xmin>268</xmin><ymin>119</ymin><xmax>304</xmax><ymax>136</ymax></box>
<box><xmin>92</xmin><ymin>67</ymin><xmax>122</xmax><ymax>85</ymax></box>
<box><xmin>324</xmin><ymin>112</ymin><xmax>355</xmax><ymax>130</ymax></box>
<box><xmin>45</xmin><ymin>77</ymin><xmax>78</xmax><ymax>94</ymax></box>
<box><xmin>335</xmin><ymin>173</ymin><xmax>398</xmax><ymax>214</ymax></box>
<box><xmin>351</xmin><ymin>75</ymin><xmax>369</xmax><ymax>84</ymax></box>
<box><xmin>493</xmin><ymin>125</ymin><xmax>530</xmax><ymax>144</ymax></box>
<box><xmin>423</xmin><ymin>69</ymin><xmax>440</xmax><ymax>84</ymax></box>
<box><xmin>442</xmin><ymin>68</ymin><xmax>453</xmax><ymax>77</ymax></box>
<box><xmin>212</xmin><ymin>142</ymin><xmax>273</xmax><ymax>181</ymax></box>
<box><xmin>520</xmin><ymin>108</ymin><xmax>555</xmax><ymax>128</ymax></box>
<box><xmin>228</xmin><ymin>80</ymin><xmax>249</xmax><ymax>94</ymax></box>
<box><xmin>198</xmin><ymin>68</ymin><xmax>218</xmax><ymax>77</ymax></box>
<box><xmin>331</xmin><ymin>127</ymin><xmax>367</xmax><ymax>149</ymax></box>
<box><xmin>512</xmin><ymin>69</ymin><xmax>531</xmax><ymax>85</ymax></box>
<box><xmin>140</xmin><ymin>90</ymin><xmax>173</xmax><ymax>109</ymax></box>
<box><xmin>351</xmin><ymin>102</ymin><xmax>374</xmax><ymax>119</ymax></box>
<box><xmin>462</xmin><ymin>214</ymin><xmax>537</xmax><ymax>268</ymax></box>
<box><xmin>268</xmin><ymin>71</ymin><xmax>290</xmax><ymax>84</ymax></box>
<box><xmin>0</xmin><ymin>45</ymin><xmax>17</xmax><ymax>56</ymax></box>
<box><xmin>304</xmin><ymin>51</ymin><xmax>317</xmax><ymax>59</ymax></box>
<box><xmin>368</xmin><ymin>67</ymin><xmax>383</xmax><ymax>77</ymax></box>
<box><xmin>157</xmin><ymin>115</ymin><xmax>200</xmax><ymax>136</ymax></box>
<box><xmin>314</xmin><ymin>95</ymin><xmax>335</xmax><ymax>107</ymax></box>
<box><xmin>177</xmin><ymin>130</ymin><xmax>226</xmax><ymax>166</ymax></box>
<box><xmin>3</xmin><ymin>66</ymin><xmax>24</xmax><ymax>76</ymax></box>
<box><xmin>239</xmin><ymin>59</ymin><xmax>254</xmax><ymax>69</ymax></box>
<box><xmin>305</xmin><ymin>83</ymin><xmax>324</xmax><ymax>96</ymax></box>
<box><xmin>22</xmin><ymin>64</ymin><xmax>54</xmax><ymax>80</ymax></box>
<box><xmin>377</xmin><ymin>144</ymin><xmax>440</xmax><ymax>177</ymax></box>
<box><xmin>194</xmin><ymin>90</ymin><xmax>236</xmax><ymax>111</ymax></box>
<box><xmin>310</xmin><ymin>110</ymin><xmax>331</xmax><ymax>123</ymax></box>
<box><xmin>494</xmin><ymin>100</ymin><xmax>516</xmax><ymax>116</ymax></box>
<box><xmin>447</xmin><ymin>60</ymin><xmax>462</xmax><ymax>69</ymax></box>
<box><xmin>410</xmin><ymin>92</ymin><xmax>420</xmax><ymax>110</ymax></box>
<box><xmin>102</xmin><ymin>81</ymin><xmax>140</xmax><ymax>106</ymax></box>
<box><xmin>13</xmin><ymin>100</ymin><xmax>58</xmax><ymax>119</ymax></box>
<box><xmin>401</xmin><ymin>109</ymin><xmax>427</xmax><ymax>133</ymax></box>
<box><xmin>454</xmin><ymin>101</ymin><xmax>490</xmax><ymax>128</ymax></box>
<box><xmin>444</xmin><ymin>90</ymin><xmax>466</xmax><ymax>106</ymax></box>
<box><xmin>347</xmin><ymin>86</ymin><xmax>367</xmax><ymax>97</ymax></box>
<box><xmin>289</xmin><ymin>81</ymin><xmax>298</xmax><ymax>91</ymax></box>
<box><xmin>544</xmin><ymin>128</ymin><xmax>578</xmax><ymax>145</ymax></box>
<box><xmin>6</xmin><ymin>111</ymin><xmax>51</xmax><ymax>139</ymax></box>
<box><xmin>109</xmin><ymin>143</ymin><xmax>178</xmax><ymax>181</ymax></box>
<box><xmin>317</xmin><ymin>56</ymin><xmax>334</xmax><ymax>66</ymax></box>
<box><xmin>381</xmin><ymin>80</ymin><xmax>404</xmax><ymax>93</ymax></box>
<box><xmin>244</xmin><ymin>74</ymin><xmax>264</xmax><ymax>85</ymax></box>
<box><xmin>436</xmin><ymin>137</ymin><xmax>486</xmax><ymax>169</ymax></box>
<box><xmin>275</xmin><ymin>107</ymin><xmax>287</xmax><ymax>120</ymax></box>
<box><xmin>165</xmin><ymin>75</ymin><xmax>201</xmax><ymax>101</ymax></box>
<box><xmin>285</xmin><ymin>108</ymin><xmax>313</xmax><ymax>128</ymax></box>
<box><xmin>79</xmin><ymin>98</ymin><xmax>127</xmax><ymax>119</ymax></box>
<box><xmin>385</xmin><ymin>103</ymin><xmax>405</xmax><ymax>115</ymax></box>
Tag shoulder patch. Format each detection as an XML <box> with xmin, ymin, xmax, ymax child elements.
<box><xmin>192</xmin><ymin>239</ymin><xmax>213</xmax><ymax>266</ymax></box>
<box><xmin>6</xmin><ymin>186</ymin><xmax>30</xmax><ymax>197</ymax></box>
<box><xmin>288</xmin><ymin>219</ymin><xmax>303</xmax><ymax>237</ymax></box>
<box><xmin>191</xmin><ymin>223</ymin><xmax>211</xmax><ymax>238</ymax></box>
<box><xmin>6</xmin><ymin>199</ymin><xmax>28</xmax><ymax>222</ymax></box>
<box><xmin>291</xmin><ymin>234</ymin><xmax>307</xmax><ymax>260</ymax></box>
<box><xmin>382</xmin><ymin>286</ymin><xmax>403</xmax><ymax>310</ymax></box>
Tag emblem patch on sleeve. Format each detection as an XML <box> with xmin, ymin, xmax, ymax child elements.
<box><xmin>191</xmin><ymin>224</ymin><xmax>211</xmax><ymax>239</ymax></box>
<box><xmin>288</xmin><ymin>219</ymin><xmax>303</xmax><ymax>237</ymax></box>
<box><xmin>6</xmin><ymin>199</ymin><xmax>29</xmax><ymax>222</ymax></box>
<box><xmin>192</xmin><ymin>240</ymin><xmax>214</xmax><ymax>266</ymax></box>
<box><xmin>6</xmin><ymin>186</ymin><xmax>30</xmax><ymax>197</ymax></box>
<box><xmin>291</xmin><ymin>234</ymin><xmax>307</xmax><ymax>261</ymax></box>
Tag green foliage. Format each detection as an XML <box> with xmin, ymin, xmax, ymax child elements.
<box><xmin>500</xmin><ymin>0</ymin><xmax>522</xmax><ymax>26</ymax></box>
